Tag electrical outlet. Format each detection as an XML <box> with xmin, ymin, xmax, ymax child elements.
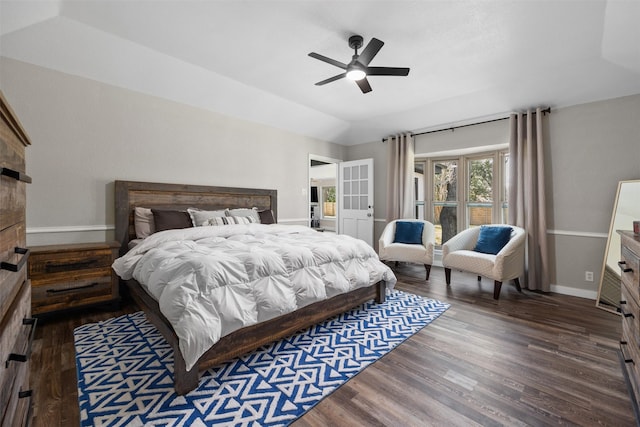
<box><xmin>585</xmin><ymin>271</ymin><xmax>594</xmax><ymax>282</ymax></box>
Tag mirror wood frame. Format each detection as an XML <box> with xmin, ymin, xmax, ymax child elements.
<box><xmin>596</xmin><ymin>179</ymin><xmax>640</xmax><ymax>314</ymax></box>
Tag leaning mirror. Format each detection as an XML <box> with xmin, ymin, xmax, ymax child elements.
<box><xmin>597</xmin><ymin>179</ymin><xmax>640</xmax><ymax>313</ymax></box>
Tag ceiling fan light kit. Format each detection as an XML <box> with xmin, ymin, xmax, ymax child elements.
<box><xmin>346</xmin><ymin>67</ymin><xmax>366</xmax><ymax>81</ymax></box>
<box><xmin>309</xmin><ymin>34</ymin><xmax>410</xmax><ymax>93</ymax></box>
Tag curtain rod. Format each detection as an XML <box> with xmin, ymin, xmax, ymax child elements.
<box><xmin>382</xmin><ymin>107</ymin><xmax>551</xmax><ymax>142</ymax></box>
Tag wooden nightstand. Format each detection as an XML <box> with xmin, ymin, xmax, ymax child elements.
<box><xmin>28</xmin><ymin>241</ymin><xmax>120</xmax><ymax>316</ymax></box>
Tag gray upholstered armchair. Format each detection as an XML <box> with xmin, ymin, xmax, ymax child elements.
<box><xmin>442</xmin><ymin>225</ymin><xmax>526</xmax><ymax>299</ymax></box>
<box><xmin>379</xmin><ymin>219</ymin><xmax>436</xmax><ymax>280</ymax></box>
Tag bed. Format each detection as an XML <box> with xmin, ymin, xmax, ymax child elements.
<box><xmin>113</xmin><ymin>180</ymin><xmax>395</xmax><ymax>395</ymax></box>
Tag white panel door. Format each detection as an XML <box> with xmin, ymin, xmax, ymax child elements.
<box><xmin>339</xmin><ymin>158</ymin><xmax>374</xmax><ymax>246</ymax></box>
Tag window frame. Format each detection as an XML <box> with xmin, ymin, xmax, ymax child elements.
<box><xmin>417</xmin><ymin>148</ymin><xmax>509</xmax><ymax>248</ymax></box>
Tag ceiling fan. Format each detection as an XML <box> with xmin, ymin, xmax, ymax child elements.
<box><xmin>308</xmin><ymin>35</ymin><xmax>410</xmax><ymax>94</ymax></box>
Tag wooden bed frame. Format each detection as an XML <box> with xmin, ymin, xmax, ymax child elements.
<box><xmin>114</xmin><ymin>180</ymin><xmax>386</xmax><ymax>395</ymax></box>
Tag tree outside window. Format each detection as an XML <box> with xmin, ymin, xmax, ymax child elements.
<box><xmin>421</xmin><ymin>149</ymin><xmax>507</xmax><ymax>247</ymax></box>
<box><xmin>468</xmin><ymin>157</ymin><xmax>493</xmax><ymax>227</ymax></box>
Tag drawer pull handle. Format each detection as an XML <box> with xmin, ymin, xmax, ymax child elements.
<box><xmin>5</xmin><ymin>318</ymin><xmax>37</xmax><ymax>368</ymax></box>
<box><xmin>618</xmin><ymin>261</ymin><xmax>633</xmax><ymax>273</ymax></box>
<box><xmin>0</xmin><ymin>247</ymin><xmax>30</xmax><ymax>272</ymax></box>
<box><xmin>621</xmin><ymin>300</ymin><xmax>627</xmax><ymax>305</ymax></box>
<box><xmin>45</xmin><ymin>259</ymin><xmax>98</xmax><ymax>273</ymax></box>
<box><xmin>621</xmin><ymin>309</ymin><xmax>635</xmax><ymax>319</ymax></box>
<box><xmin>46</xmin><ymin>282</ymin><xmax>98</xmax><ymax>294</ymax></box>
<box><xmin>0</xmin><ymin>166</ymin><xmax>32</xmax><ymax>183</ymax></box>
<box><xmin>620</xmin><ymin>341</ymin><xmax>635</xmax><ymax>364</ymax></box>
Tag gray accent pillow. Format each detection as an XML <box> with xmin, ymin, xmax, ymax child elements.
<box><xmin>188</xmin><ymin>208</ymin><xmax>228</xmax><ymax>227</ymax></box>
<box><xmin>227</xmin><ymin>207</ymin><xmax>261</xmax><ymax>223</ymax></box>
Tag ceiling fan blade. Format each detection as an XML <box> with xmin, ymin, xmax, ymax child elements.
<box><xmin>358</xmin><ymin>38</ymin><xmax>384</xmax><ymax>66</ymax></box>
<box><xmin>315</xmin><ymin>73</ymin><xmax>346</xmax><ymax>86</ymax></box>
<box><xmin>356</xmin><ymin>77</ymin><xmax>372</xmax><ymax>94</ymax></box>
<box><xmin>308</xmin><ymin>52</ymin><xmax>348</xmax><ymax>70</ymax></box>
<box><xmin>366</xmin><ymin>67</ymin><xmax>410</xmax><ymax>76</ymax></box>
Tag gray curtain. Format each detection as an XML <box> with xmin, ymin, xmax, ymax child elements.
<box><xmin>385</xmin><ymin>133</ymin><xmax>415</xmax><ymax>221</ymax></box>
<box><xmin>508</xmin><ymin>108</ymin><xmax>550</xmax><ymax>292</ymax></box>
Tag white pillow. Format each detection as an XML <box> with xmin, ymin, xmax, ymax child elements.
<box><xmin>187</xmin><ymin>208</ymin><xmax>228</xmax><ymax>227</ymax></box>
<box><xmin>227</xmin><ymin>207</ymin><xmax>261</xmax><ymax>223</ymax></box>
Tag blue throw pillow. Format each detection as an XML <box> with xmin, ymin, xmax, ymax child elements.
<box><xmin>473</xmin><ymin>225</ymin><xmax>513</xmax><ymax>255</ymax></box>
<box><xmin>393</xmin><ymin>221</ymin><xmax>424</xmax><ymax>245</ymax></box>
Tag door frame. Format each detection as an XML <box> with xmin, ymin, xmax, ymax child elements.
<box><xmin>308</xmin><ymin>154</ymin><xmax>342</xmax><ymax>231</ymax></box>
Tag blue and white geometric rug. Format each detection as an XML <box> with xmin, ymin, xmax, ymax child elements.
<box><xmin>75</xmin><ymin>290</ymin><xmax>449</xmax><ymax>426</ymax></box>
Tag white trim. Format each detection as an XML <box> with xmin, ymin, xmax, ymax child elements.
<box><xmin>27</xmin><ymin>220</ymin><xmax>313</xmax><ymax>234</ymax></box>
<box><xmin>550</xmin><ymin>283</ymin><xmax>598</xmax><ymax>300</ymax></box>
<box><xmin>27</xmin><ymin>225</ymin><xmax>114</xmax><ymax>234</ymax></box>
<box><xmin>547</xmin><ymin>229</ymin><xmax>608</xmax><ymax>239</ymax></box>
<box><xmin>277</xmin><ymin>218</ymin><xmax>309</xmax><ymax>223</ymax></box>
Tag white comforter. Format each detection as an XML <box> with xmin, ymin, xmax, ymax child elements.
<box><xmin>112</xmin><ymin>224</ymin><xmax>396</xmax><ymax>370</ymax></box>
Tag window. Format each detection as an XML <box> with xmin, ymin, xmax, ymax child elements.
<box><xmin>467</xmin><ymin>156</ymin><xmax>493</xmax><ymax>228</ymax></box>
<box><xmin>432</xmin><ymin>160</ymin><xmax>458</xmax><ymax>246</ymax></box>
<box><xmin>416</xmin><ymin>149</ymin><xmax>508</xmax><ymax>247</ymax></box>
<box><xmin>322</xmin><ymin>186</ymin><xmax>336</xmax><ymax>217</ymax></box>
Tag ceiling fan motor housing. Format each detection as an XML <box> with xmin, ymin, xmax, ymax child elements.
<box><xmin>348</xmin><ymin>35</ymin><xmax>364</xmax><ymax>51</ymax></box>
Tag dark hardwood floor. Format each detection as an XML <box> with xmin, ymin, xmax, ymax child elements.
<box><xmin>30</xmin><ymin>266</ymin><xmax>635</xmax><ymax>426</ymax></box>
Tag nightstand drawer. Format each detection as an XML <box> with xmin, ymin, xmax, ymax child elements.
<box><xmin>28</xmin><ymin>250</ymin><xmax>113</xmax><ymax>279</ymax></box>
<box><xmin>31</xmin><ymin>275</ymin><xmax>114</xmax><ymax>315</ymax></box>
<box><xmin>28</xmin><ymin>241</ymin><xmax>120</xmax><ymax>316</ymax></box>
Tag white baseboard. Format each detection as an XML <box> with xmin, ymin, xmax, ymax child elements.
<box><xmin>550</xmin><ymin>283</ymin><xmax>598</xmax><ymax>300</ymax></box>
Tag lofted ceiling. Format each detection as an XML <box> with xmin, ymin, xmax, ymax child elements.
<box><xmin>1</xmin><ymin>0</ymin><xmax>639</xmax><ymax>145</ymax></box>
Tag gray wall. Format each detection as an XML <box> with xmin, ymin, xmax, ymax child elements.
<box><xmin>0</xmin><ymin>58</ymin><xmax>346</xmax><ymax>245</ymax></box>
<box><xmin>347</xmin><ymin>94</ymin><xmax>640</xmax><ymax>298</ymax></box>
<box><xmin>3</xmin><ymin>55</ymin><xmax>640</xmax><ymax>298</ymax></box>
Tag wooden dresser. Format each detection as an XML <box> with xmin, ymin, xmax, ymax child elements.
<box><xmin>28</xmin><ymin>241</ymin><xmax>121</xmax><ymax>316</ymax></box>
<box><xmin>619</xmin><ymin>230</ymin><xmax>640</xmax><ymax>417</ymax></box>
<box><xmin>0</xmin><ymin>91</ymin><xmax>35</xmax><ymax>426</ymax></box>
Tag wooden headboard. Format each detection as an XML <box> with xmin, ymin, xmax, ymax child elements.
<box><xmin>115</xmin><ymin>180</ymin><xmax>277</xmax><ymax>255</ymax></box>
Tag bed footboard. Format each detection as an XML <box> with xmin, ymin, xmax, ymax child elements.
<box><xmin>126</xmin><ymin>280</ymin><xmax>387</xmax><ymax>395</ymax></box>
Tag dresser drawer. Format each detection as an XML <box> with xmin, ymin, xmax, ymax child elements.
<box><xmin>622</xmin><ymin>284</ymin><xmax>640</xmax><ymax>344</ymax></box>
<box><xmin>0</xmin><ymin>223</ymin><xmax>28</xmax><ymax>323</ymax></box>
<box><xmin>621</xmin><ymin>244</ymin><xmax>640</xmax><ymax>289</ymax></box>
<box><xmin>0</xmin><ymin>116</ymin><xmax>27</xmax><ymax>173</ymax></box>
<box><xmin>621</xmin><ymin>337</ymin><xmax>640</xmax><ymax>409</ymax></box>
<box><xmin>1</xmin><ymin>356</ymin><xmax>30</xmax><ymax>427</ymax></box>
<box><xmin>0</xmin><ymin>280</ymin><xmax>33</xmax><ymax>425</ymax></box>
<box><xmin>31</xmin><ymin>274</ymin><xmax>114</xmax><ymax>315</ymax></box>
<box><xmin>0</xmin><ymin>175</ymin><xmax>26</xmax><ymax>231</ymax></box>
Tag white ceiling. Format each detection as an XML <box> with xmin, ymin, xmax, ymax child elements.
<box><xmin>1</xmin><ymin>0</ymin><xmax>639</xmax><ymax>145</ymax></box>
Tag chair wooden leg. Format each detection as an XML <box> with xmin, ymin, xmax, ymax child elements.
<box><xmin>445</xmin><ymin>268</ymin><xmax>451</xmax><ymax>285</ymax></box>
<box><xmin>424</xmin><ymin>264</ymin><xmax>431</xmax><ymax>281</ymax></box>
<box><xmin>514</xmin><ymin>277</ymin><xmax>522</xmax><ymax>292</ymax></box>
<box><xmin>493</xmin><ymin>281</ymin><xmax>502</xmax><ymax>300</ymax></box>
